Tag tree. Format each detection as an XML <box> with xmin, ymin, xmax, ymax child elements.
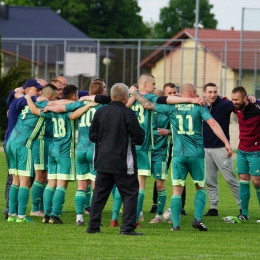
<box><xmin>154</xmin><ymin>0</ymin><xmax>218</xmax><ymax>39</ymax></box>
<box><xmin>5</xmin><ymin>0</ymin><xmax>150</xmax><ymax>39</ymax></box>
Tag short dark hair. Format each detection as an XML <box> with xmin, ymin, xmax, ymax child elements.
<box><xmin>93</xmin><ymin>78</ymin><xmax>104</xmax><ymax>83</ymax></box>
<box><xmin>62</xmin><ymin>85</ymin><xmax>78</xmax><ymax>99</ymax></box>
<box><xmin>140</xmin><ymin>73</ymin><xmax>154</xmax><ymax>79</ymax></box>
<box><xmin>232</xmin><ymin>86</ymin><xmax>247</xmax><ymax>97</ymax></box>
<box><xmin>44</xmin><ymin>83</ymin><xmax>58</xmax><ymax>91</ymax></box>
<box><xmin>163</xmin><ymin>82</ymin><xmax>176</xmax><ymax>91</ymax></box>
<box><xmin>204</xmin><ymin>82</ymin><xmax>216</xmax><ymax>92</ymax></box>
<box><xmin>89</xmin><ymin>81</ymin><xmax>104</xmax><ymax>95</ymax></box>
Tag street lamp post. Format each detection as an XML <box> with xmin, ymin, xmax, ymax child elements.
<box><xmin>194</xmin><ymin>0</ymin><xmax>200</xmax><ymax>87</ymax></box>
<box><xmin>102</xmin><ymin>47</ymin><xmax>111</xmax><ymax>92</ymax></box>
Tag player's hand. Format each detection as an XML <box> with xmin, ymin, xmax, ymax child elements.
<box><xmin>191</xmin><ymin>97</ymin><xmax>206</xmax><ymax>106</ymax></box>
<box><xmin>248</xmin><ymin>95</ymin><xmax>256</xmax><ymax>103</ymax></box>
<box><xmin>129</xmin><ymin>85</ymin><xmax>137</xmax><ymax>94</ymax></box>
<box><xmin>14</xmin><ymin>87</ymin><xmax>24</xmax><ymax>94</ymax></box>
<box><xmin>89</xmin><ymin>102</ymin><xmax>98</xmax><ymax>107</ymax></box>
<box><xmin>24</xmin><ymin>94</ymin><xmax>31</xmax><ymax>100</ymax></box>
<box><xmin>36</xmin><ymin>96</ymin><xmax>48</xmax><ymax>101</ymax></box>
<box><xmin>225</xmin><ymin>143</ymin><xmax>232</xmax><ymax>158</ymax></box>
<box><xmin>157</xmin><ymin>128</ymin><xmax>170</xmax><ymax>136</ymax></box>
<box><xmin>43</xmin><ymin>106</ymin><xmax>50</xmax><ymax>112</ymax></box>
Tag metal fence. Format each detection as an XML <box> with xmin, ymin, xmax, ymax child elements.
<box><xmin>2</xmin><ymin>37</ymin><xmax>260</xmax><ymax>95</ymax></box>
<box><xmin>2</xmin><ymin>37</ymin><xmax>260</xmax><ymax>146</ymax></box>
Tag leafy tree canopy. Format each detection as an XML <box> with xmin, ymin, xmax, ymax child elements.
<box><xmin>154</xmin><ymin>0</ymin><xmax>218</xmax><ymax>39</ymax></box>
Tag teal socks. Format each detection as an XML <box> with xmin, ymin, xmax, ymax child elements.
<box><xmin>240</xmin><ymin>181</ymin><xmax>250</xmax><ymax>216</ymax></box>
<box><xmin>18</xmin><ymin>186</ymin><xmax>29</xmax><ymax>216</ymax></box>
<box><xmin>194</xmin><ymin>189</ymin><xmax>206</xmax><ymax>221</ymax></box>
<box><xmin>75</xmin><ymin>190</ymin><xmax>86</xmax><ymax>215</ymax></box>
<box><xmin>112</xmin><ymin>188</ymin><xmax>122</xmax><ymax>221</ymax></box>
<box><xmin>136</xmin><ymin>190</ymin><xmax>145</xmax><ymax>222</ymax></box>
<box><xmin>170</xmin><ymin>195</ymin><xmax>182</xmax><ymax>228</ymax></box>
<box><xmin>157</xmin><ymin>190</ymin><xmax>166</xmax><ymax>215</ymax></box>
<box><xmin>31</xmin><ymin>181</ymin><xmax>45</xmax><ymax>212</ymax></box>
<box><xmin>43</xmin><ymin>186</ymin><xmax>55</xmax><ymax>216</ymax></box>
<box><xmin>9</xmin><ymin>184</ymin><xmax>19</xmax><ymax>215</ymax></box>
<box><xmin>52</xmin><ymin>186</ymin><xmax>66</xmax><ymax>217</ymax></box>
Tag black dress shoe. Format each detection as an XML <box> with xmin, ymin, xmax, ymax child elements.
<box><xmin>204</xmin><ymin>208</ymin><xmax>218</xmax><ymax>216</ymax></box>
<box><xmin>149</xmin><ymin>204</ymin><xmax>157</xmax><ymax>214</ymax></box>
<box><xmin>120</xmin><ymin>231</ymin><xmax>144</xmax><ymax>236</ymax></box>
<box><xmin>86</xmin><ymin>228</ymin><xmax>102</xmax><ymax>234</ymax></box>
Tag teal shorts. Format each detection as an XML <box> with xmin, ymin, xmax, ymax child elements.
<box><xmin>48</xmin><ymin>156</ymin><xmax>76</xmax><ymax>181</ymax></box>
<box><xmin>237</xmin><ymin>149</ymin><xmax>260</xmax><ymax>176</ymax></box>
<box><xmin>136</xmin><ymin>150</ymin><xmax>151</xmax><ymax>176</ymax></box>
<box><xmin>151</xmin><ymin>161</ymin><xmax>168</xmax><ymax>180</ymax></box>
<box><xmin>76</xmin><ymin>150</ymin><xmax>96</xmax><ymax>181</ymax></box>
<box><xmin>171</xmin><ymin>157</ymin><xmax>205</xmax><ymax>187</ymax></box>
<box><xmin>32</xmin><ymin>139</ymin><xmax>50</xmax><ymax>171</ymax></box>
<box><xmin>6</xmin><ymin>141</ymin><xmax>34</xmax><ymax>177</ymax></box>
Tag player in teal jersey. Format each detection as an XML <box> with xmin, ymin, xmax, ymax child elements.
<box><xmin>149</xmin><ymin>89</ymin><xmax>171</xmax><ymax>223</ymax></box>
<box><xmin>26</xmin><ymin>85</ymin><xmax>88</xmax><ymax>224</ymax></box>
<box><xmin>30</xmin><ymin>80</ymin><xmax>64</xmax><ymax>216</ymax></box>
<box><xmin>131</xmin><ymin>74</ymin><xmax>159</xmax><ymax>227</ymax></box>
<box><xmin>130</xmin><ymin>83</ymin><xmax>232</xmax><ymax>231</ymax></box>
<box><xmin>74</xmin><ymin>81</ymin><xmax>106</xmax><ymax>226</ymax></box>
<box><xmin>6</xmin><ymin>85</ymin><xmax>59</xmax><ymax>223</ymax></box>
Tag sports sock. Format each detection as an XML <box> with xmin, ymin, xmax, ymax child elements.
<box><xmin>43</xmin><ymin>186</ymin><xmax>55</xmax><ymax>216</ymax></box>
<box><xmin>111</xmin><ymin>184</ymin><xmax>116</xmax><ymax>198</ymax></box>
<box><xmin>255</xmin><ymin>186</ymin><xmax>260</xmax><ymax>206</ymax></box>
<box><xmin>39</xmin><ymin>182</ymin><xmax>47</xmax><ymax>212</ymax></box>
<box><xmin>170</xmin><ymin>195</ymin><xmax>182</xmax><ymax>228</ymax></box>
<box><xmin>76</xmin><ymin>214</ymin><xmax>83</xmax><ymax>222</ymax></box>
<box><xmin>9</xmin><ymin>184</ymin><xmax>19</xmax><ymax>215</ymax></box>
<box><xmin>85</xmin><ymin>184</ymin><xmax>91</xmax><ymax>209</ymax></box>
<box><xmin>240</xmin><ymin>180</ymin><xmax>250</xmax><ymax>216</ymax></box>
<box><xmin>157</xmin><ymin>189</ymin><xmax>166</xmax><ymax>215</ymax></box>
<box><xmin>194</xmin><ymin>189</ymin><xmax>206</xmax><ymax>221</ymax></box>
<box><xmin>52</xmin><ymin>186</ymin><xmax>66</xmax><ymax>217</ymax></box>
<box><xmin>75</xmin><ymin>190</ymin><xmax>86</xmax><ymax>215</ymax></box>
<box><xmin>112</xmin><ymin>188</ymin><xmax>122</xmax><ymax>221</ymax></box>
<box><xmin>17</xmin><ymin>186</ymin><xmax>29</xmax><ymax>216</ymax></box>
<box><xmin>31</xmin><ymin>181</ymin><xmax>45</xmax><ymax>212</ymax></box>
<box><xmin>136</xmin><ymin>190</ymin><xmax>145</xmax><ymax>222</ymax></box>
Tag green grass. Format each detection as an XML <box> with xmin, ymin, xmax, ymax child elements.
<box><xmin>0</xmin><ymin>152</ymin><xmax>259</xmax><ymax>259</ymax></box>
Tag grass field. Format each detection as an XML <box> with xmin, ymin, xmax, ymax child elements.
<box><xmin>0</xmin><ymin>152</ymin><xmax>259</xmax><ymax>259</ymax></box>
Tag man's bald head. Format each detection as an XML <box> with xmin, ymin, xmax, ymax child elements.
<box><xmin>36</xmin><ymin>78</ymin><xmax>47</xmax><ymax>87</ymax></box>
<box><xmin>137</xmin><ymin>73</ymin><xmax>156</xmax><ymax>93</ymax></box>
<box><xmin>180</xmin><ymin>83</ymin><xmax>197</xmax><ymax>98</ymax></box>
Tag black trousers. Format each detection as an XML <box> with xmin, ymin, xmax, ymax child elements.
<box><xmin>88</xmin><ymin>171</ymin><xmax>139</xmax><ymax>233</ymax></box>
<box><xmin>3</xmin><ymin>144</ymin><xmax>12</xmax><ymax>210</ymax></box>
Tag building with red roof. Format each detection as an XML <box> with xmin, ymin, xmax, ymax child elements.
<box><xmin>140</xmin><ymin>28</ymin><xmax>260</xmax><ymax>98</ymax></box>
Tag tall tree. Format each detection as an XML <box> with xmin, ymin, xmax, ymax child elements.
<box><xmin>154</xmin><ymin>0</ymin><xmax>217</xmax><ymax>39</ymax></box>
<box><xmin>5</xmin><ymin>0</ymin><xmax>150</xmax><ymax>39</ymax></box>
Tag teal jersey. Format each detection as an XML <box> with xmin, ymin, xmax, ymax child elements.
<box><xmin>41</xmin><ymin>101</ymin><xmax>84</xmax><ymax>158</ymax></box>
<box><xmin>155</xmin><ymin>103</ymin><xmax>212</xmax><ymax>158</ymax></box>
<box><xmin>36</xmin><ymin>102</ymin><xmax>53</xmax><ymax>142</ymax></box>
<box><xmin>131</xmin><ymin>93</ymin><xmax>158</xmax><ymax>150</ymax></box>
<box><xmin>152</xmin><ymin>111</ymin><xmax>171</xmax><ymax>161</ymax></box>
<box><xmin>8</xmin><ymin>101</ymin><xmax>49</xmax><ymax>148</ymax></box>
<box><xmin>77</xmin><ymin>101</ymin><xmax>106</xmax><ymax>152</ymax></box>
